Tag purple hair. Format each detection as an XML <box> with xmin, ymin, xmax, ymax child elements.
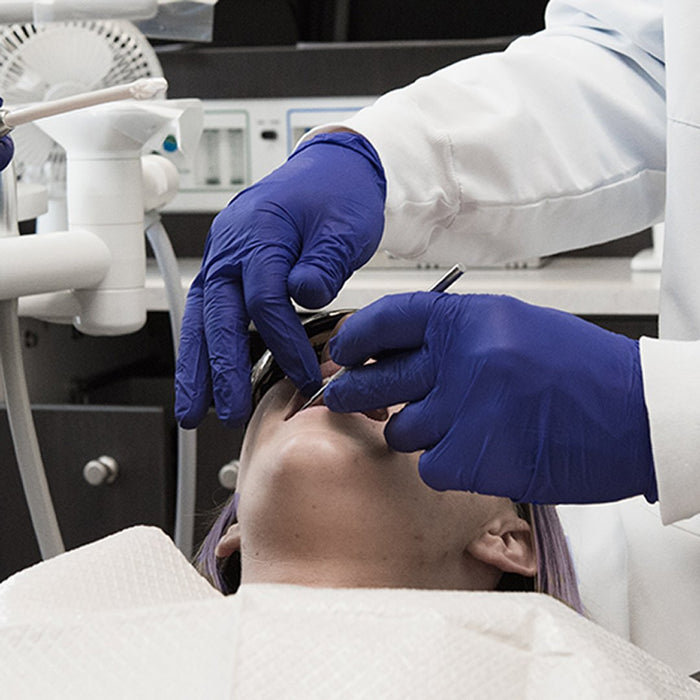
<box><xmin>196</xmin><ymin>492</ymin><xmax>239</xmax><ymax>595</ymax></box>
<box><xmin>196</xmin><ymin>494</ymin><xmax>583</xmax><ymax>612</ymax></box>
<box><xmin>527</xmin><ymin>503</ymin><xmax>583</xmax><ymax>613</ymax></box>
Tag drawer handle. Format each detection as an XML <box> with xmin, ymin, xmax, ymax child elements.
<box><xmin>83</xmin><ymin>456</ymin><xmax>119</xmax><ymax>486</ymax></box>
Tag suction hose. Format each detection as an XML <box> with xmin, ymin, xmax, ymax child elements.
<box><xmin>0</xmin><ymin>166</ymin><xmax>64</xmax><ymax>559</ymax></box>
<box><xmin>145</xmin><ymin>214</ymin><xmax>197</xmax><ymax>558</ymax></box>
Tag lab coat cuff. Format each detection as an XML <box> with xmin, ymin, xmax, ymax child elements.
<box><xmin>295</xmin><ymin>122</ymin><xmax>397</xmax><ymax>253</ymax></box>
<box><xmin>297</xmin><ymin>97</ymin><xmax>463</xmax><ymax>263</ymax></box>
<box><xmin>639</xmin><ymin>336</ymin><xmax>700</xmax><ymax>524</ymax></box>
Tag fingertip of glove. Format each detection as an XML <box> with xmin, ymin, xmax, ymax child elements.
<box><xmin>321</xmin><ymin>382</ymin><xmax>343</xmax><ymax>412</ymax></box>
<box><xmin>174</xmin><ymin>383</ymin><xmax>203</xmax><ymax>429</ymax></box>
<box><xmin>298</xmin><ymin>374</ymin><xmax>323</xmax><ymax>401</ymax></box>
<box><xmin>288</xmin><ymin>266</ymin><xmax>336</xmax><ymax>309</ymax></box>
<box><xmin>177</xmin><ymin>415</ymin><xmax>200</xmax><ymax>430</ymax></box>
<box><xmin>417</xmin><ymin>453</ymin><xmax>452</xmax><ymax>493</ymax></box>
<box><xmin>326</xmin><ymin>333</ymin><xmax>354</xmax><ymax>368</ymax></box>
<box><xmin>383</xmin><ymin>417</ymin><xmax>403</xmax><ymax>450</ymax></box>
<box><xmin>174</xmin><ymin>404</ymin><xmax>204</xmax><ymax>430</ymax></box>
<box><xmin>0</xmin><ymin>135</ymin><xmax>14</xmax><ymax>170</ymax></box>
<box><xmin>326</xmin><ymin>335</ymin><xmax>340</xmax><ymax>362</ymax></box>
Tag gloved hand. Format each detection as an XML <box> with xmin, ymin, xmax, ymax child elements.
<box><xmin>175</xmin><ymin>132</ymin><xmax>386</xmax><ymax>428</ymax></box>
<box><xmin>325</xmin><ymin>292</ymin><xmax>658</xmax><ymax>505</ymax></box>
<box><xmin>0</xmin><ymin>98</ymin><xmax>15</xmax><ymax>171</ymax></box>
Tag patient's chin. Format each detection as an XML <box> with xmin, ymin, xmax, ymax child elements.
<box><xmin>270</xmin><ymin>432</ymin><xmax>351</xmax><ymax>478</ymax></box>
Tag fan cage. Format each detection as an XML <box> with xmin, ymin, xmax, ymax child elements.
<box><xmin>0</xmin><ymin>20</ymin><xmax>163</xmax><ymax>183</ymax></box>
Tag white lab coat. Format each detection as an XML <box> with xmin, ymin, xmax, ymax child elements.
<box><xmin>306</xmin><ymin>0</ymin><xmax>700</xmax><ymax>675</ymax></box>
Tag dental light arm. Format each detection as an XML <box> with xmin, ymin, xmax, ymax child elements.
<box><xmin>0</xmin><ymin>81</ymin><xmax>204</xmax><ymax>559</ymax></box>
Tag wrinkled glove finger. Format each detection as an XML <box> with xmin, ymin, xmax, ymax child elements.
<box><xmin>175</xmin><ymin>273</ymin><xmax>214</xmax><ymax>428</ymax></box>
<box><xmin>324</xmin><ymin>346</ymin><xmax>433</xmax><ymax>413</ymax></box>
<box><xmin>244</xmin><ymin>247</ymin><xmax>322</xmax><ymax>397</ymax></box>
<box><xmin>203</xmin><ymin>275</ymin><xmax>253</xmax><ymax>426</ymax></box>
<box><xmin>382</xmin><ymin>392</ymin><xmax>448</xmax><ymax>454</ymax></box>
<box><xmin>328</xmin><ymin>292</ymin><xmax>436</xmax><ymax>367</ymax></box>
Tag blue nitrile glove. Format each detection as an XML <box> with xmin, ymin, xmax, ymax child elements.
<box><xmin>0</xmin><ymin>99</ymin><xmax>14</xmax><ymax>171</ymax></box>
<box><xmin>325</xmin><ymin>292</ymin><xmax>658</xmax><ymax>505</ymax></box>
<box><xmin>175</xmin><ymin>132</ymin><xmax>386</xmax><ymax>428</ymax></box>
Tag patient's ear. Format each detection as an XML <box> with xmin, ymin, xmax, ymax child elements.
<box><xmin>466</xmin><ymin>514</ymin><xmax>537</xmax><ymax>577</ymax></box>
<box><xmin>215</xmin><ymin>522</ymin><xmax>241</xmax><ymax>560</ymax></box>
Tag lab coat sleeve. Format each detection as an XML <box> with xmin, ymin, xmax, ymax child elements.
<box><xmin>303</xmin><ymin>0</ymin><xmax>667</xmax><ymax>266</ymax></box>
<box><xmin>640</xmin><ymin>338</ymin><xmax>700</xmax><ymax>524</ymax></box>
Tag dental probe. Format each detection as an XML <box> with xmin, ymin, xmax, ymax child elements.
<box><xmin>0</xmin><ymin>77</ymin><xmax>169</xmax><ymax>138</ymax></box>
<box><xmin>298</xmin><ymin>263</ymin><xmax>466</xmax><ymax>411</ymax></box>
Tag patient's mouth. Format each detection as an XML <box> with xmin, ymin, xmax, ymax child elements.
<box><xmin>283</xmin><ymin>360</ymin><xmax>390</xmax><ymax>422</ymax></box>
<box><xmin>283</xmin><ymin>383</ymin><xmax>389</xmax><ymax>422</ymax></box>
<box><xmin>283</xmin><ymin>360</ymin><xmax>340</xmax><ymax>420</ymax></box>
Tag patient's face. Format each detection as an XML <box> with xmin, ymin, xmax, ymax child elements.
<box><xmin>222</xmin><ymin>360</ymin><xmax>535</xmax><ymax>591</ymax></box>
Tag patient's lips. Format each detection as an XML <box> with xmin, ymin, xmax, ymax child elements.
<box><xmin>283</xmin><ymin>361</ymin><xmax>338</xmax><ymax>421</ymax></box>
<box><xmin>283</xmin><ymin>387</ymin><xmax>312</xmax><ymax>420</ymax></box>
<box><xmin>284</xmin><ymin>360</ymin><xmax>389</xmax><ymax>422</ymax></box>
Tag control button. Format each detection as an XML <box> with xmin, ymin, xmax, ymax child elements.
<box><xmin>162</xmin><ymin>134</ymin><xmax>178</xmax><ymax>152</ymax></box>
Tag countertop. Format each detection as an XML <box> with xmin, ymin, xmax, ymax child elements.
<box><xmin>145</xmin><ymin>256</ymin><xmax>660</xmax><ymax>317</ymax></box>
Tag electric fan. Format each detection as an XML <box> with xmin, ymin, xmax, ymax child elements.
<box><xmin>0</xmin><ymin>20</ymin><xmax>163</xmax><ymax>229</ymax></box>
